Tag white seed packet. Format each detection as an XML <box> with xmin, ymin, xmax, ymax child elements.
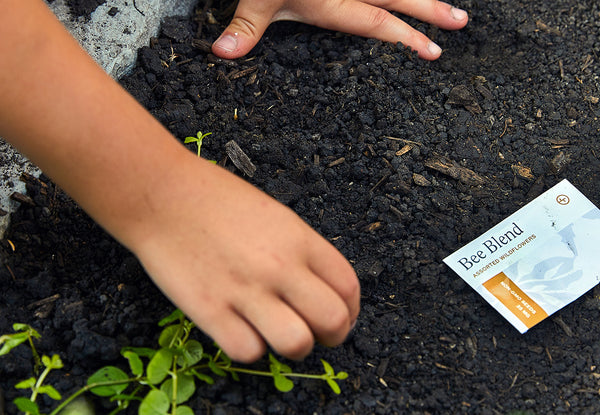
<box><xmin>444</xmin><ymin>180</ymin><xmax>600</xmax><ymax>333</ymax></box>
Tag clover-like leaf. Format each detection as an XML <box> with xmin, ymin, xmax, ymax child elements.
<box><xmin>158</xmin><ymin>325</ymin><xmax>181</xmax><ymax>349</ymax></box>
<box><xmin>321</xmin><ymin>359</ymin><xmax>335</xmax><ymax>376</ymax></box>
<box><xmin>121</xmin><ymin>346</ymin><xmax>156</xmax><ymax>359</ymax></box>
<box><xmin>160</xmin><ymin>374</ymin><xmax>196</xmax><ymax>404</ymax></box>
<box><xmin>273</xmin><ymin>373</ymin><xmax>294</xmax><ymax>392</ymax></box>
<box><xmin>269</xmin><ymin>353</ymin><xmax>292</xmax><ymax>374</ymax></box>
<box><xmin>158</xmin><ymin>309</ymin><xmax>184</xmax><ymax>327</ymax></box>
<box><xmin>38</xmin><ymin>384</ymin><xmax>62</xmax><ymax>400</ymax></box>
<box><xmin>208</xmin><ymin>359</ymin><xmax>227</xmax><ymax>377</ymax></box>
<box><xmin>177</xmin><ymin>340</ymin><xmax>203</xmax><ymax>367</ymax></box>
<box><xmin>191</xmin><ymin>369</ymin><xmax>214</xmax><ymax>385</ymax></box>
<box><xmin>87</xmin><ymin>366</ymin><xmax>129</xmax><ymax>397</ymax></box>
<box><xmin>176</xmin><ymin>405</ymin><xmax>194</xmax><ymax>415</ymax></box>
<box><xmin>122</xmin><ymin>350</ymin><xmax>144</xmax><ymax>376</ymax></box>
<box><xmin>0</xmin><ymin>332</ymin><xmax>29</xmax><ymax>356</ymax></box>
<box><xmin>14</xmin><ymin>377</ymin><xmax>37</xmax><ymax>389</ymax></box>
<box><xmin>42</xmin><ymin>354</ymin><xmax>63</xmax><ymax>369</ymax></box>
<box><xmin>147</xmin><ymin>348</ymin><xmax>173</xmax><ymax>385</ymax></box>
<box><xmin>13</xmin><ymin>397</ymin><xmax>40</xmax><ymax>415</ymax></box>
<box><xmin>139</xmin><ymin>389</ymin><xmax>170</xmax><ymax>415</ymax></box>
<box><xmin>326</xmin><ymin>378</ymin><xmax>342</xmax><ymax>395</ymax></box>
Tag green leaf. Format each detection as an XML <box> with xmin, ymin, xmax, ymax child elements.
<box><xmin>42</xmin><ymin>354</ymin><xmax>63</xmax><ymax>369</ymax></box>
<box><xmin>121</xmin><ymin>346</ymin><xmax>157</xmax><ymax>359</ymax></box>
<box><xmin>191</xmin><ymin>370</ymin><xmax>214</xmax><ymax>385</ymax></box>
<box><xmin>139</xmin><ymin>389</ymin><xmax>169</xmax><ymax>415</ymax></box>
<box><xmin>13</xmin><ymin>397</ymin><xmax>40</xmax><ymax>415</ymax></box>
<box><xmin>87</xmin><ymin>366</ymin><xmax>129</xmax><ymax>397</ymax></box>
<box><xmin>147</xmin><ymin>349</ymin><xmax>173</xmax><ymax>385</ymax></box>
<box><xmin>273</xmin><ymin>373</ymin><xmax>294</xmax><ymax>392</ymax></box>
<box><xmin>158</xmin><ymin>325</ymin><xmax>181</xmax><ymax>349</ymax></box>
<box><xmin>109</xmin><ymin>393</ymin><xmax>143</xmax><ymax>403</ymax></box>
<box><xmin>158</xmin><ymin>309</ymin><xmax>184</xmax><ymax>327</ymax></box>
<box><xmin>176</xmin><ymin>405</ymin><xmax>194</xmax><ymax>415</ymax></box>
<box><xmin>321</xmin><ymin>359</ymin><xmax>335</xmax><ymax>376</ymax></box>
<box><xmin>160</xmin><ymin>374</ymin><xmax>195</xmax><ymax>404</ymax></box>
<box><xmin>183</xmin><ymin>137</ymin><xmax>197</xmax><ymax>144</ymax></box>
<box><xmin>12</xmin><ymin>323</ymin><xmax>33</xmax><ymax>332</ymax></box>
<box><xmin>38</xmin><ymin>384</ymin><xmax>62</xmax><ymax>400</ymax></box>
<box><xmin>59</xmin><ymin>397</ymin><xmax>96</xmax><ymax>415</ymax></box>
<box><xmin>337</xmin><ymin>371</ymin><xmax>348</xmax><ymax>380</ymax></box>
<box><xmin>269</xmin><ymin>353</ymin><xmax>292</xmax><ymax>374</ymax></box>
<box><xmin>0</xmin><ymin>332</ymin><xmax>29</xmax><ymax>355</ymax></box>
<box><xmin>122</xmin><ymin>350</ymin><xmax>144</xmax><ymax>376</ymax></box>
<box><xmin>207</xmin><ymin>360</ymin><xmax>227</xmax><ymax>377</ymax></box>
<box><xmin>326</xmin><ymin>378</ymin><xmax>341</xmax><ymax>394</ymax></box>
<box><xmin>177</xmin><ymin>340</ymin><xmax>203</xmax><ymax>367</ymax></box>
<box><xmin>14</xmin><ymin>377</ymin><xmax>37</xmax><ymax>389</ymax></box>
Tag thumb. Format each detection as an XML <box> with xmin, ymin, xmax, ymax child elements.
<box><xmin>212</xmin><ymin>1</ymin><xmax>278</xmax><ymax>59</ymax></box>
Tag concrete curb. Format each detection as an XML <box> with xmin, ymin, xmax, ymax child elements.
<box><xmin>0</xmin><ymin>0</ymin><xmax>199</xmax><ymax>238</ymax></box>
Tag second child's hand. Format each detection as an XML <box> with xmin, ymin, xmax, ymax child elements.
<box><xmin>212</xmin><ymin>0</ymin><xmax>468</xmax><ymax>61</ymax></box>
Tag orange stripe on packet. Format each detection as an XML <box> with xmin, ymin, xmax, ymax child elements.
<box><xmin>482</xmin><ymin>272</ymin><xmax>549</xmax><ymax>329</ymax></box>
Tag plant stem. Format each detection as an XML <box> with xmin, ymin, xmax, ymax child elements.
<box><xmin>48</xmin><ymin>378</ymin><xmax>138</xmax><ymax>415</ymax></box>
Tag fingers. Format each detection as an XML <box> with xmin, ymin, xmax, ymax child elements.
<box><xmin>212</xmin><ymin>0</ymin><xmax>468</xmax><ymax>60</ymax></box>
<box><xmin>306</xmin><ymin>234</ymin><xmax>361</xmax><ymax>327</ymax></box>
<box><xmin>294</xmin><ymin>0</ymin><xmax>467</xmax><ymax>60</ymax></box>
<box><xmin>212</xmin><ymin>0</ymin><xmax>283</xmax><ymax>58</ymax></box>
<box><xmin>369</xmin><ymin>0</ymin><xmax>468</xmax><ymax>30</ymax></box>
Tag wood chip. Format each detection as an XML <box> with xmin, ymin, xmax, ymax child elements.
<box><xmin>327</xmin><ymin>157</ymin><xmax>346</xmax><ymax>168</ymax></box>
<box><xmin>412</xmin><ymin>173</ymin><xmax>431</xmax><ymax>187</ymax></box>
<box><xmin>384</xmin><ymin>136</ymin><xmax>422</xmax><ymax>146</ymax></box>
<box><xmin>10</xmin><ymin>192</ymin><xmax>35</xmax><ymax>206</ymax></box>
<box><xmin>225</xmin><ymin>140</ymin><xmax>256</xmax><ymax>177</ymax></box>
<box><xmin>446</xmin><ymin>85</ymin><xmax>482</xmax><ymax>114</ymax></box>
<box><xmin>536</xmin><ymin>20</ymin><xmax>562</xmax><ymax>36</ymax></box>
<box><xmin>553</xmin><ymin>315</ymin><xmax>573</xmax><ymax>337</ymax></box>
<box><xmin>511</xmin><ymin>163</ymin><xmax>534</xmax><ymax>180</ymax></box>
<box><xmin>396</xmin><ymin>144</ymin><xmax>414</xmax><ymax>156</ymax></box>
<box><xmin>424</xmin><ymin>155</ymin><xmax>486</xmax><ymax>186</ymax></box>
<box><xmin>228</xmin><ymin>65</ymin><xmax>258</xmax><ymax>80</ymax></box>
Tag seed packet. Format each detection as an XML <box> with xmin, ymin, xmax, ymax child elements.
<box><xmin>444</xmin><ymin>180</ymin><xmax>600</xmax><ymax>333</ymax></box>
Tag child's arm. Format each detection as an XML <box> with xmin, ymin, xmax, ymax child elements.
<box><xmin>0</xmin><ymin>0</ymin><xmax>359</xmax><ymax>363</ymax></box>
<box><xmin>212</xmin><ymin>0</ymin><xmax>469</xmax><ymax>60</ymax></box>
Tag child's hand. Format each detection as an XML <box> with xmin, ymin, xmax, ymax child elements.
<box><xmin>212</xmin><ymin>0</ymin><xmax>468</xmax><ymax>60</ymax></box>
<box><xmin>133</xmin><ymin>157</ymin><xmax>361</xmax><ymax>363</ymax></box>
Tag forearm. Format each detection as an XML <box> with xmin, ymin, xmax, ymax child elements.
<box><xmin>0</xmin><ymin>0</ymin><xmax>198</xmax><ymax>248</ymax></box>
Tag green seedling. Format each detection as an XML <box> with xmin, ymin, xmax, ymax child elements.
<box><xmin>1</xmin><ymin>324</ymin><xmax>63</xmax><ymax>415</ymax></box>
<box><xmin>184</xmin><ymin>131</ymin><xmax>212</xmax><ymax>157</ymax></box>
<box><xmin>1</xmin><ymin>310</ymin><xmax>349</xmax><ymax>415</ymax></box>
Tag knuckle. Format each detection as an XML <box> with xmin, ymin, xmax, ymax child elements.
<box><xmin>275</xmin><ymin>329</ymin><xmax>314</xmax><ymax>360</ymax></box>
<box><xmin>322</xmin><ymin>308</ymin><xmax>351</xmax><ymax>343</ymax></box>
<box><xmin>365</xmin><ymin>8</ymin><xmax>392</xmax><ymax>32</ymax></box>
<box><xmin>231</xmin><ymin>16</ymin><xmax>260</xmax><ymax>40</ymax></box>
<box><xmin>227</xmin><ymin>339</ymin><xmax>266</xmax><ymax>364</ymax></box>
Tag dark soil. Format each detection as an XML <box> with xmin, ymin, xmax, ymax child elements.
<box><xmin>2</xmin><ymin>0</ymin><xmax>600</xmax><ymax>414</ymax></box>
<box><xmin>46</xmin><ymin>0</ymin><xmax>106</xmax><ymax>18</ymax></box>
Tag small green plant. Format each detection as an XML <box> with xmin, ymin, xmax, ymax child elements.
<box><xmin>184</xmin><ymin>131</ymin><xmax>212</xmax><ymax>157</ymax></box>
<box><xmin>1</xmin><ymin>310</ymin><xmax>348</xmax><ymax>415</ymax></box>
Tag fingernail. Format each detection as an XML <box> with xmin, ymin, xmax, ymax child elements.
<box><xmin>350</xmin><ymin>319</ymin><xmax>357</xmax><ymax>331</ymax></box>
<box><xmin>427</xmin><ymin>41</ymin><xmax>442</xmax><ymax>57</ymax></box>
<box><xmin>214</xmin><ymin>33</ymin><xmax>238</xmax><ymax>53</ymax></box>
<box><xmin>451</xmin><ymin>7</ymin><xmax>468</xmax><ymax>21</ymax></box>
